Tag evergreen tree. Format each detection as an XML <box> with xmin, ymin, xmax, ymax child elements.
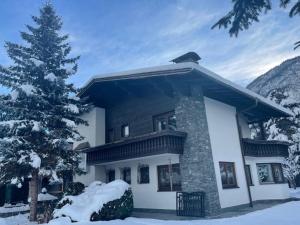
<box><xmin>0</xmin><ymin>3</ymin><xmax>89</xmax><ymax>221</ymax></box>
<box><xmin>212</xmin><ymin>0</ymin><xmax>300</xmax><ymax>49</ymax></box>
<box><xmin>264</xmin><ymin>88</ymin><xmax>300</xmax><ymax>187</ymax></box>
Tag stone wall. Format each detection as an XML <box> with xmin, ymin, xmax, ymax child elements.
<box><xmin>175</xmin><ymin>85</ymin><xmax>221</xmax><ymax>215</ymax></box>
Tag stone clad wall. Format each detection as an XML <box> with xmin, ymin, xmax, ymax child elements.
<box><xmin>175</xmin><ymin>85</ymin><xmax>221</xmax><ymax>215</ymax></box>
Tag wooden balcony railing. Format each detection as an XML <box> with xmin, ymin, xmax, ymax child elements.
<box><xmin>85</xmin><ymin>130</ymin><xmax>187</xmax><ymax>164</ymax></box>
<box><xmin>242</xmin><ymin>138</ymin><xmax>289</xmax><ymax>157</ymax></box>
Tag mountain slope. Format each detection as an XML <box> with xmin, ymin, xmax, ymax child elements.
<box><xmin>247</xmin><ymin>56</ymin><xmax>300</xmax><ymax>100</ymax></box>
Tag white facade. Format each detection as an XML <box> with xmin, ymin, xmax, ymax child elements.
<box><xmin>103</xmin><ymin>154</ymin><xmax>179</xmax><ymax>210</ymax></box>
<box><xmin>74</xmin><ymin>107</ymin><xmax>106</xmax><ymax>185</ymax></box>
<box><xmin>74</xmin><ymin>107</ymin><xmax>106</xmax><ymax>148</ymax></box>
<box><xmin>204</xmin><ymin>97</ymin><xmax>250</xmax><ymax>208</ymax></box>
<box><xmin>245</xmin><ymin>156</ymin><xmax>290</xmax><ymax>201</ymax></box>
<box><xmin>73</xmin><ymin>99</ymin><xmax>290</xmax><ymax>211</ymax></box>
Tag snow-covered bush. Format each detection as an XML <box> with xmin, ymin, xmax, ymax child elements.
<box><xmin>64</xmin><ymin>182</ymin><xmax>85</xmax><ymax>196</ymax></box>
<box><xmin>90</xmin><ymin>189</ymin><xmax>133</xmax><ymax>221</ymax></box>
<box><xmin>53</xmin><ymin>180</ymin><xmax>133</xmax><ymax>222</ymax></box>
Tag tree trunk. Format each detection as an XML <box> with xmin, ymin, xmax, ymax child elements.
<box><xmin>29</xmin><ymin>169</ymin><xmax>39</xmax><ymax>221</ymax></box>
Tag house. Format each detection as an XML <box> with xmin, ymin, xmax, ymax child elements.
<box><xmin>73</xmin><ymin>52</ymin><xmax>292</xmax><ymax>216</ymax></box>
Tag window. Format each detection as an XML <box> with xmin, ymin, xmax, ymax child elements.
<box><xmin>219</xmin><ymin>162</ymin><xmax>238</xmax><ymax>189</ymax></box>
<box><xmin>121</xmin><ymin>167</ymin><xmax>131</xmax><ymax>184</ymax></box>
<box><xmin>245</xmin><ymin>165</ymin><xmax>253</xmax><ymax>186</ymax></box>
<box><xmin>153</xmin><ymin>111</ymin><xmax>176</xmax><ymax>132</ymax></box>
<box><xmin>106</xmin><ymin>169</ymin><xmax>115</xmax><ymax>183</ymax></box>
<box><xmin>121</xmin><ymin>124</ymin><xmax>130</xmax><ymax>138</ymax></box>
<box><xmin>157</xmin><ymin>164</ymin><xmax>181</xmax><ymax>191</ymax></box>
<box><xmin>257</xmin><ymin>163</ymin><xmax>284</xmax><ymax>184</ymax></box>
<box><xmin>272</xmin><ymin>163</ymin><xmax>284</xmax><ymax>183</ymax></box>
<box><xmin>107</xmin><ymin>129</ymin><xmax>115</xmax><ymax>143</ymax></box>
<box><xmin>138</xmin><ymin>165</ymin><xmax>150</xmax><ymax>184</ymax></box>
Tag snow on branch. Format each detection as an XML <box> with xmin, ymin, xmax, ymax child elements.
<box><xmin>29</xmin><ymin>151</ymin><xmax>41</xmax><ymax>169</ymax></box>
<box><xmin>64</xmin><ymin>104</ymin><xmax>79</xmax><ymax>114</ymax></box>
<box><xmin>62</xmin><ymin>118</ymin><xmax>76</xmax><ymax>128</ymax></box>
<box><xmin>45</xmin><ymin>73</ymin><xmax>58</xmax><ymax>81</ymax></box>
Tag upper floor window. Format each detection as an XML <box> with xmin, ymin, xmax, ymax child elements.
<box><xmin>257</xmin><ymin>163</ymin><xmax>284</xmax><ymax>184</ymax></box>
<box><xmin>153</xmin><ymin>111</ymin><xmax>176</xmax><ymax>132</ymax></box>
<box><xmin>121</xmin><ymin>124</ymin><xmax>130</xmax><ymax>138</ymax></box>
<box><xmin>107</xmin><ymin>128</ymin><xmax>115</xmax><ymax>143</ymax></box>
<box><xmin>219</xmin><ymin>162</ymin><xmax>238</xmax><ymax>189</ymax></box>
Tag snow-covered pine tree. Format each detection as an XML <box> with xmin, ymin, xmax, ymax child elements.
<box><xmin>264</xmin><ymin>88</ymin><xmax>300</xmax><ymax>188</ymax></box>
<box><xmin>0</xmin><ymin>3</ymin><xmax>89</xmax><ymax>221</ymax></box>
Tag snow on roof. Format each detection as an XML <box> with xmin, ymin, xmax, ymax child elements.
<box><xmin>28</xmin><ymin>192</ymin><xmax>58</xmax><ymax>202</ymax></box>
<box><xmin>193</xmin><ymin>63</ymin><xmax>293</xmax><ymax>117</ymax></box>
<box><xmin>81</xmin><ymin>62</ymin><xmax>293</xmax><ymax>117</ymax></box>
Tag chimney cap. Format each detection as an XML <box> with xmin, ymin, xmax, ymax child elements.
<box><xmin>171</xmin><ymin>52</ymin><xmax>201</xmax><ymax>64</ymax></box>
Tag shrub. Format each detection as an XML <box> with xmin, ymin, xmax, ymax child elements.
<box><xmin>56</xmin><ymin>198</ymin><xmax>72</xmax><ymax>210</ymax></box>
<box><xmin>90</xmin><ymin>189</ymin><xmax>133</xmax><ymax>221</ymax></box>
<box><xmin>65</xmin><ymin>182</ymin><xmax>85</xmax><ymax>196</ymax></box>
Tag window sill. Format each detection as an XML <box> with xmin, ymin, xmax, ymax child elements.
<box><xmin>222</xmin><ymin>186</ymin><xmax>239</xmax><ymax>189</ymax></box>
<box><xmin>259</xmin><ymin>182</ymin><xmax>286</xmax><ymax>185</ymax></box>
<box><xmin>157</xmin><ymin>190</ymin><xmax>182</xmax><ymax>192</ymax></box>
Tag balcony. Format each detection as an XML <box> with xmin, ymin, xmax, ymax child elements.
<box><xmin>242</xmin><ymin>138</ymin><xmax>289</xmax><ymax>157</ymax></box>
<box><xmin>85</xmin><ymin>130</ymin><xmax>187</xmax><ymax>164</ymax></box>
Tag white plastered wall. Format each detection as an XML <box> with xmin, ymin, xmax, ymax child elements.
<box><xmin>103</xmin><ymin>154</ymin><xmax>179</xmax><ymax>210</ymax></box>
<box><xmin>245</xmin><ymin>156</ymin><xmax>290</xmax><ymax>201</ymax></box>
<box><xmin>238</xmin><ymin>114</ymin><xmax>251</xmax><ymax>138</ymax></box>
<box><xmin>73</xmin><ymin>107</ymin><xmax>106</xmax><ymax>186</ymax></box>
<box><xmin>204</xmin><ymin>97</ymin><xmax>250</xmax><ymax>208</ymax></box>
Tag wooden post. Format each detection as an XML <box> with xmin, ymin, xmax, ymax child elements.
<box><xmin>29</xmin><ymin>169</ymin><xmax>39</xmax><ymax>221</ymax></box>
<box><xmin>259</xmin><ymin>121</ymin><xmax>266</xmax><ymax>140</ymax></box>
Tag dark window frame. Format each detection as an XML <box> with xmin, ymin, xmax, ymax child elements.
<box><xmin>157</xmin><ymin>163</ymin><xmax>181</xmax><ymax>192</ymax></box>
<box><xmin>245</xmin><ymin>165</ymin><xmax>254</xmax><ymax>186</ymax></box>
<box><xmin>121</xmin><ymin>167</ymin><xmax>131</xmax><ymax>184</ymax></box>
<box><xmin>121</xmin><ymin>124</ymin><xmax>130</xmax><ymax>138</ymax></box>
<box><xmin>106</xmin><ymin>169</ymin><xmax>115</xmax><ymax>183</ymax></box>
<box><xmin>153</xmin><ymin>111</ymin><xmax>176</xmax><ymax>132</ymax></box>
<box><xmin>138</xmin><ymin>165</ymin><xmax>150</xmax><ymax>184</ymax></box>
<box><xmin>107</xmin><ymin>128</ymin><xmax>115</xmax><ymax>143</ymax></box>
<box><xmin>256</xmin><ymin>163</ymin><xmax>285</xmax><ymax>185</ymax></box>
<box><xmin>219</xmin><ymin>162</ymin><xmax>238</xmax><ymax>189</ymax></box>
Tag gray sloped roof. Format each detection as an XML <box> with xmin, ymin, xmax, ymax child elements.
<box><xmin>79</xmin><ymin>62</ymin><xmax>292</xmax><ymax>118</ymax></box>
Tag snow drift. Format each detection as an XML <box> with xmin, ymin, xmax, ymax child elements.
<box><xmin>53</xmin><ymin>180</ymin><xmax>131</xmax><ymax>222</ymax></box>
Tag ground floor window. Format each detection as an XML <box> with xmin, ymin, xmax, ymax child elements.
<box><xmin>219</xmin><ymin>162</ymin><xmax>238</xmax><ymax>189</ymax></box>
<box><xmin>257</xmin><ymin>163</ymin><xmax>284</xmax><ymax>184</ymax></box>
<box><xmin>138</xmin><ymin>165</ymin><xmax>149</xmax><ymax>184</ymax></box>
<box><xmin>106</xmin><ymin>169</ymin><xmax>115</xmax><ymax>183</ymax></box>
<box><xmin>245</xmin><ymin>165</ymin><xmax>254</xmax><ymax>186</ymax></box>
<box><xmin>121</xmin><ymin>167</ymin><xmax>131</xmax><ymax>184</ymax></box>
<box><xmin>157</xmin><ymin>163</ymin><xmax>181</xmax><ymax>191</ymax></box>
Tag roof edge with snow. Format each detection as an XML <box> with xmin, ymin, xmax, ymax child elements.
<box><xmin>79</xmin><ymin>62</ymin><xmax>293</xmax><ymax>118</ymax></box>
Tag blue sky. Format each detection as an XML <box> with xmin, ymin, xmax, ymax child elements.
<box><xmin>0</xmin><ymin>0</ymin><xmax>299</xmax><ymax>89</ymax></box>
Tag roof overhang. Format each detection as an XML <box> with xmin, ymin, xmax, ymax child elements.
<box><xmin>79</xmin><ymin>62</ymin><xmax>293</xmax><ymax>122</ymax></box>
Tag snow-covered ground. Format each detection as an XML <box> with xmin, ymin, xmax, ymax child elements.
<box><xmin>0</xmin><ymin>214</ymin><xmax>35</xmax><ymax>225</ymax></box>
<box><xmin>289</xmin><ymin>187</ymin><xmax>300</xmax><ymax>199</ymax></box>
<box><xmin>0</xmin><ymin>204</ymin><xmax>29</xmax><ymax>214</ymax></box>
<box><xmin>1</xmin><ymin>201</ymin><xmax>299</xmax><ymax>225</ymax></box>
